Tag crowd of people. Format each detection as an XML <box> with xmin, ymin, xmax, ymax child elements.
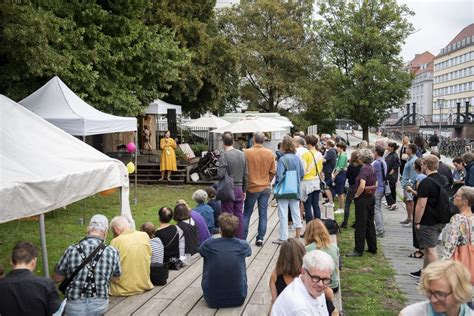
<box><xmin>1</xmin><ymin>129</ymin><xmax>474</xmax><ymax>316</ymax></box>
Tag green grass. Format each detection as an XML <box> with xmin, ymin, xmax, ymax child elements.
<box><xmin>334</xmin><ymin>210</ymin><xmax>407</xmax><ymax>315</ymax></box>
<box><xmin>0</xmin><ymin>185</ymin><xmax>202</xmax><ymax>276</ymax></box>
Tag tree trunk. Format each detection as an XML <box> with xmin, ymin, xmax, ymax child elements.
<box><xmin>362</xmin><ymin>125</ymin><xmax>369</xmax><ymax>142</ymax></box>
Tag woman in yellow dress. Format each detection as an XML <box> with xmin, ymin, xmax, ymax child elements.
<box><xmin>159</xmin><ymin>130</ymin><xmax>177</xmax><ymax>181</ymax></box>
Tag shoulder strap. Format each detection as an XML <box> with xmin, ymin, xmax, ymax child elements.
<box><xmin>379</xmin><ymin>160</ymin><xmax>387</xmax><ymax>181</ymax></box>
<box><xmin>309</xmin><ymin>151</ymin><xmax>324</xmax><ymax>182</ymax></box>
<box><xmin>164</xmin><ymin>228</ymin><xmax>179</xmax><ymax>248</ymax></box>
<box><xmin>59</xmin><ymin>242</ymin><xmax>105</xmax><ymax>293</ymax></box>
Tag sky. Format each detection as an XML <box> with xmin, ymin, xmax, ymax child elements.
<box><xmin>397</xmin><ymin>0</ymin><xmax>474</xmax><ymax>61</ymax></box>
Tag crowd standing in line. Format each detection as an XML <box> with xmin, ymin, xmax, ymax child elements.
<box><xmin>1</xmin><ymin>129</ymin><xmax>474</xmax><ymax>316</ymax></box>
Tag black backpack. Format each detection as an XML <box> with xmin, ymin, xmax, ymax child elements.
<box><xmin>425</xmin><ymin>176</ymin><xmax>456</xmax><ymax>224</ymax></box>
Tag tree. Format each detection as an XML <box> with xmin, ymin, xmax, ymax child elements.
<box><xmin>149</xmin><ymin>0</ymin><xmax>240</xmax><ymax>116</ymax></box>
<box><xmin>0</xmin><ymin>2</ymin><xmax>189</xmax><ymax>117</ymax></box>
<box><xmin>317</xmin><ymin>0</ymin><xmax>414</xmax><ymax>140</ymax></box>
<box><xmin>218</xmin><ymin>0</ymin><xmax>317</xmax><ymax>113</ymax></box>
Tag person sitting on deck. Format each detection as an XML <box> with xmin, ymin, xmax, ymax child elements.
<box><xmin>192</xmin><ymin>189</ymin><xmax>219</xmax><ymax>235</ymax></box>
<box><xmin>109</xmin><ymin>216</ymin><xmax>154</xmax><ymax>296</ymax></box>
<box><xmin>271</xmin><ymin>250</ymin><xmax>335</xmax><ymax>316</ymax></box>
<box><xmin>199</xmin><ymin>213</ymin><xmax>252</xmax><ymax>308</ymax></box>
<box><xmin>177</xmin><ymin>199</ymin><xmax>211</xmax><ymax>244</ymax></box>
<box><xmin>174</xmin><ymin>203</ymin><xmax>200</xmax><ymax>256</ymax></box>
<box><xmin>155</xmin><ymin>207</ymin><xmax>183</xmax><ymax>263</ymax></box>
<box><xmin>205</xmin><ymin>186</ymin><xmax>222</xmax><ymax>232</ymax></box>
<box><xmin>140</xmin><ymin>222</ymin><xmax>168</xmax><ymax>286</ymax></box>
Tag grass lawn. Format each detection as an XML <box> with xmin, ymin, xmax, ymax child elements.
<box><xmin>0</xmin><ymin>184</ymin><xmax>202</xmax><ymax>276</ymax></box>
<box><xmin>1</xmin><ymin>185</ymin><xmax>407</xmax><ymax>314</ymax></box>
<box><xmin>334</xmin><ymin>211</ymin><xmax>407</xmax><ymax>315</ymax></box>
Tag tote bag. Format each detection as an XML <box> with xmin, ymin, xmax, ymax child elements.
<box><xmin>452</xmin><ymin>217</ymin><xmax>474</xmax><ymax>285</ymax></box>
<box><xmin>274</xmin><ymin>157</ymin><xmax>299</xmax><ymax>200</ymax></box>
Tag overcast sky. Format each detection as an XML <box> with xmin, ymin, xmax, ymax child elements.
<box><xmin>398</xmin><ymin>0</ymin><xmax>474</xmax><ymax>61</ymax></box>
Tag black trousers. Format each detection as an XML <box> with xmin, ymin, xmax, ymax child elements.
<box><xmin>354</xmin><ymin>194</ymin><xmax>377</xmax><ymax>253</ymax></box>
<box><xmin>385</xmin><ymin>181</ymin><xmax>397</xmax><ymax>206</ymax></box>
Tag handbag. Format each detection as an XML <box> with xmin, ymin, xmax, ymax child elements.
<box><xmin>59</xmin><ymin>242</ymin><xmax>105</xmax><ymax>295</ymax></box>
<box><xmin>380</xmin><ymin>161</ymin><xmax>391</xmax><ymax>196</ymax></box>
<box><xmin>452</xmin><ymin>217</ymin><xmax>474</xmax><ymax>285</ymax></box>
<box><xmin>309</xmin><ymin>150</ymin><xmax>327</xmax><ymax>191</ymax></box>
<box><xmin>168</xmin><ymin>257</ymin><xmax>184</xmax><ymax>270</ymax></box>
<box><xmin>274</xmin><ymin>157</ymin><xmax>299</xmax><ymax>199</ymax></box>
<box><xmin>215</xmin><ymin>153</ymin><xmax>235</xmax><ymax>201</ymax></box>
<box><xmin>150</xmin><ymin>262</ymin><xmax>169</xmax><ymax>285</ymax></box>
<box><xmin>323</xmin><ymin>218</ymin><xmax>341</xmax><ymax>235</ymax></box>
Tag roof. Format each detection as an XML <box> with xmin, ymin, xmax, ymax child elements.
<box><xmin>437</xmin><ymin>23</ymin><xmax>474</xmax><ymax>57</ymax></box>
<box><xmin>407</xmin><ymin>51</ymin><xmax>435</xmax><ymax>75</ymax></box>
<box><xmin>20</xmin><ymin>76</ymin><xmax>137</xmax><ymax>136</ymax></box>
<box><xmin>447</xmin><ymin>23</ymin><xmax>474</xmax><ymax>47</ymax></box>
<box><xmin>0</xmin><ymin>94</ymin><xmax>133</xmax><ymax>224</ymax></box>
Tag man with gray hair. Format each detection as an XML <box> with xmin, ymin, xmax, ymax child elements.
<box><xmin>271</xmin><ymin>249</ymin><xmax>335</xmax><ymax>315</ymax></box>
<box><xmin>53</xmin><ymin>214</ymin><xmax>121</xmax><ymax>315</ymax></box>
<box><xmin>109</xmin><ymin>216</ymin><xmax>154</xmax><ymax>296</ymax></box>
<box><xmin>243</xmin><ymin>132</ymin><xmax>276</xmax><ymax>246</ymax></box>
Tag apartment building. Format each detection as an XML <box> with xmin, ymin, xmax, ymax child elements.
<box><xmin>433</xmin><ymin>23</ymin><xmax>474</xmax><ymax>124</ymax></box>
<box><xmin>406</xmin><ymin>51</ymin><xmax>435</xmax><ymax>122</ymax></box>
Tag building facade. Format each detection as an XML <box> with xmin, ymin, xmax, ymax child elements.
<box><xmin>433</xmin><ymin>23</ymin><xmax>474</xmax><ymax>124</ymax></box>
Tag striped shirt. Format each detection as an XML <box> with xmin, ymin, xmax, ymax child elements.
<box><xmin>150</xmin><ymin>237</ymin><xmax>164</xmax><ymax>264</ymax></box>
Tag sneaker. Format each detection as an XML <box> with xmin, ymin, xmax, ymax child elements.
<box><xmin>376</xmin><ymin>231</ymin><xmax>385</xmax><ymax>237</ymax></box>
<box><xmin>334</xmin><ymin>208</ymin><xmax>344</xmax><ymax>214</ymax></box>
<box><xmin>323</xmin><ymin>202</ymin><xmax>334</xmax><ymax>206</ymax></box>
<box><xmin>400</xmin><ymin>219</ymin><xmax>410</xmax><ymax>224</ymax></box>
<box><xmin>255</xmin><ymin>239</ymin><xmax>263</xmax><ymax>247</ymax></box>
<box><xmin>409</xmin><ymin>269</ymin><xmax>421</xmax><ymax>279</ymax></box>
<box><xmin>272</xmin><ymin>239</ymin><xmax>284</xmax><ymax>245</ymax></box>
<box><xmin>403</xmin><ymin>221</ymin><xmax>413</xmax><ymax>227</ymax></box>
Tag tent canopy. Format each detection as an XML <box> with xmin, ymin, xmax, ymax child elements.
<box><xmin>183</xmin><ymin>114</ymin><xmax>229</xmax><ymax>129</ymax></box>
<box><xmin>0</xmin><ymin>94</ymin><xmax>132</xmax><ymax>224</ymax></box>
<box><xmin>19</xmin><ymin>76</ymin><xmax>137</xmax><ymax>136</ymax></box>
<box><xmin>146</xmin><ymin>99</ymin><xmax>182</xmax><ymax>115</ymax></box>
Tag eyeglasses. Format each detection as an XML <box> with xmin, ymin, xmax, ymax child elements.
<box><xmin>304</xmin><ymin>268</ymin><xmax>332</xmax><ymax>285</ymax></box>
<box><xmin>427</xmin><ymin>289</ymin><xmax>452</xmax><ymax>301</ymax></box>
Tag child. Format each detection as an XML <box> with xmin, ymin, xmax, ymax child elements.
<box><xmin>205</xmin><ymin>186</ymin><xmax>221</xmax><ymax>232</ymax></box>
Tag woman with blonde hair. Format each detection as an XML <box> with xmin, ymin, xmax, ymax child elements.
<box><xmin>303</xmin><ymin>219</ymin><xmax>340</xmax><ymax>294</ymax></box>
<box><xmin>400</xmin><ymin>260</ymin><xmax>472</xmax><ymax>315</ymax></box>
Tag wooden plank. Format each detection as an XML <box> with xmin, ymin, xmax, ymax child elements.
<box><xmin>132</xmin><ymin>298</ymin><xmax>172</xmax><ymax>315</ymax></box>
<box><xmin>158</xmin><ymin>206</ymin><xmax>278</xmax><ymax>315</ymax></box>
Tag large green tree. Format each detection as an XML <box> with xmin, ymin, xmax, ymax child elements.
<box><xmin>218</xmin><ymin>0</ymin><xmax>318</xmax><ymax>113</ymax></box>
<box><xmin>317</xmin><ymin>0</ymin><xmax>414</xmax><ymax>140</ymax></box>
<box><xmin>149</xmin><ymin>0</ymin><xmax>240</xmax><ymax>116</ymax></box>
<box><xmin>0</xmin><ymin>1</ymin><xmax>188</xmax><ymax>116</ymax></box>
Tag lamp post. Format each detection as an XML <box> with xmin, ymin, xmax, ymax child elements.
<box><xmin>438</xmin><ymin>99</ymin><xmax>444</xmax><ymax>135</ymax></box>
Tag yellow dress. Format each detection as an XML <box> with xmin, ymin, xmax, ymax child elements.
<box><xmin>160</xmin><ymin>137</ymin><xmax>177</xmax><ymax>171</ymax></box>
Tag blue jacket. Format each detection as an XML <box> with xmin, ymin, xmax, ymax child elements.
<box><xmin>401</xmin><ymin>155</ymin><xmax>417</xmax><ymax>188</ymax></box>
<box><xmin>466</xmin><ymin>162</ymin><xmax>474</xmax><ymax>187</ymax></box>
<box><xmin>275</xmin><ymin>153</ymin><xmax>304</xmax><ymax>186</ymax></box>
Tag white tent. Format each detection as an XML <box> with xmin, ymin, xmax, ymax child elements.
<box><xmin>146</xmin><ymin>99</ymin><xmax>182</xmax><ymax>115</ymax></box>
<box><xmin>0</xmin><ymin>94</ymin><xmax>133</xmax><ymax>275</ymax></box>
<box><xmin>19</xmin><ymin>76</ymin><xmax>137</xmax><ymax>136</ymax></box>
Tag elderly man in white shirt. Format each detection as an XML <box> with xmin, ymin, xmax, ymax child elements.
<box><xmin>271</xmin><ymin>249</ymin><xmax>335</xmax><ymax>316</ymax></box>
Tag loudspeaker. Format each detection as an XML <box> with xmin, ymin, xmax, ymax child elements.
<box><xmin>167</xmin><ymin>109</ymin><xmax>177</xmax><ymax>138</ymax></box>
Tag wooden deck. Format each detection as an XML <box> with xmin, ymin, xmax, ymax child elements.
<box><xmin>106</xmin><ymin>203</ymin><xmax>341</xmax><ymax>315</ymax></box>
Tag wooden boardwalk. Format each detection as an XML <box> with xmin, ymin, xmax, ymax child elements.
<box><xmin>106</xmin><ymin>204</ymin><xmax>282</xmax><ymax>316</ymax></box>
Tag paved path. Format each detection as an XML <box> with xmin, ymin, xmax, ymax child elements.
<box><xmin>378</xmin><ymin>197</ymin><xmax>426</xmax><ymax>304</ymax></box>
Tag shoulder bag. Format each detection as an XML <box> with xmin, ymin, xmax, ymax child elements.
<box><xmin>380</xmin><ymin>161</ymin><xmax>391</xmax><ymax>196</ymax></box>
<box><xmin>452</xmin><ymin>217</ymin><xmax>474</xmax><ymax>285</ymax></box>
<box><xmin>309</xmin><ymin>150</ymin><xmax>327</xmax><ymax>191</ymax></box>
<box><xmin>215</xmin><ymin>152</ymin><xmax>235</xmax><ymax>201</ymax></box>
<box><xmin>274</xmin><ymin>156</ymin><xmax>299</xmax><ymax>200</ymax></box>
<box><xmin>58</xmin><ymin>242</ymin><xmax>105</xmax><ymax>295</ymax></box>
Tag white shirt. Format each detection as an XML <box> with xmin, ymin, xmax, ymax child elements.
<box><xmin>296</xmin><ymin>147</ymin><xmax>309</xmax><ymax>161</ymax></box>
<box><xmin>271</xmin><ymin>277</ymin><xmax>328</xmax><ymax>316</ymax></box>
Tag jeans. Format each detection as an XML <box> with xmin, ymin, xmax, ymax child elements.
<box><xmin>343</xmin><ymin>184</ymin><xmax>356</xmax><ymax>225</ymax></box>
<box><xmin>277</xmin><ymin>199</ymin><xmax>301</xmax><ymax>241</ymax></box>
<box><xmin>65</xmin><ymin>298</ymin><xmax>109</xmax><ymax>316</ymax></box>
<box><xmin>354</xmin><ymin>194</ymin><xmax>377</xmax><ymax>253</ymax></box>
<box><xmin>303</xmin><ymin>190</ymin><xmax>320</xmax><ymax>223</ymax></box>
<box><xmin>243</xmin><ymin>189</ymin><xmax>270</xmax><ymax>241</ymax></box>
<box><xmin>374</xmin><ymin>191</ymin><xmax>384</xmax><ymax>233</ymax></box>
<box><xmin>221</xmin><ymin>186</ymin><xmax>244</xmax><ymax>239</ymax></box>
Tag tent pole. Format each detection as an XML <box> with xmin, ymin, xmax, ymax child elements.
<box><xmin>134</xmin><ymin>131</ymin><xmax>138</xmax><ymax>205</ymax></box>
<box><xmin>39</xmin><ymin>214</ymin><xmax>49</xmax><ymax>277</ymax></box>
<box><xmin>82</xmin><ymin>134</ymin><xmax>86</xmax><ymax>224</ymax></box>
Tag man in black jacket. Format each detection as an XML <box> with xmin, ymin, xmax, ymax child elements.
<box><xmin>431</xmin><ymin>151</ymin><xmax>454</xmax><ymax>195</ymax></box>
<box><xmin>0</xmin><ymin>242</ymin><xmax>60</xmax><ymax>316</ymax></box>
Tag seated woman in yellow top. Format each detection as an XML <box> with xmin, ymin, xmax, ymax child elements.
<box><xmin>160</xmin><ymin>130</ymin><xmax>177</xmax><ymax>181</ymax></box>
